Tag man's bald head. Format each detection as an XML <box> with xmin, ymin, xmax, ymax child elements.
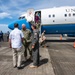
<box><xmin>22</xmin><ymin>24</ymin><xmax>26</xmax><ymax>30</ymax></box>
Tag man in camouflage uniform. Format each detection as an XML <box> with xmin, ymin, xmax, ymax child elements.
<box><xmin>22</xmin><ymin>24</ymin><xmax>32</xmax><ymax>61</ymax></box>
<box><xmin>30</xmin><ymin>25</ymin><xmax>39</xmax><ymax>68</ymax></box>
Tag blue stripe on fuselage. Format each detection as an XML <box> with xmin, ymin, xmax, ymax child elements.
<box><xmin>41</xmin><ymin>24</ymin><xmax>75</xmax><ymax>34</ymax></box>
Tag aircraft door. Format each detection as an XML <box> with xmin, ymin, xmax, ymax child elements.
<box><xmin>35</xmin><ymin>11</ymin><xmax>41</xmax><ymax>28</ymax></box>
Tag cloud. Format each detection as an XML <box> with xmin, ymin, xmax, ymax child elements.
<box><xmin>0</xmin><ymin>0</ymin><xmax>29</xmax><ymax>10</ymax></box>
<box><xmin>0</xmin><ymin>24</ymin><xmax>8</xmax><ymax>26</ymax></box>
<box><xmin>0</xmin><ymin>24</ymin><xmax>11</xmax><ymax>33</ymax></box>
<box><xmin>0</xmin><ymin>12</ymin><xmax>12</xmax><ymax>19</ymax></box>
<box><xmin>0</xmin><ymin>0</ymin><xmax>30</xmax><ymax>18</ymax></box>
<box><xmin>0</xmin><ymin>0</ymin><xmax>75</xmax><ymax>19</ymax></box>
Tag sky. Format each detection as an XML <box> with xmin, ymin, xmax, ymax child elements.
<box><xmin>0</xmin><ymin>0</ymin><xmax>75</xmax><ymax>33</ymax></box>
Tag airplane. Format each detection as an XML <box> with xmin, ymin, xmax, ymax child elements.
<box><xmin>8</xmin><ymin>6</ymin><xmax>75</xmax><ymax>36</ymax></box>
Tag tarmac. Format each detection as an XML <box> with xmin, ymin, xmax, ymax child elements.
<box><xmin>0</xmin><ymin>42</ymin><xmax>55</xmax><ymax>75</ymax></box>
<box><xmin>47</xmin><ymin>41</ymin><xmax>75</xmax><ymax>75</ymax></box>
<box><xmin>0</xmin><ymin>35</ymin><xmax>75</xmax><ymax>75</ymax></box>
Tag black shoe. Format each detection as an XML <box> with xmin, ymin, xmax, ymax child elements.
<box><xmin>29</xmin><ymin>56</ymin><xmax>33</xmax><ymax>60</ymax></box>
<box><xmin>13</xmin><ymin>65</ymin><xmax>17</xmax><ymax>68</ymax></box>
<box><xmin>17</xmin><ymin>67</ymin><xmax>22</xmax><ymax>70</ymax></box>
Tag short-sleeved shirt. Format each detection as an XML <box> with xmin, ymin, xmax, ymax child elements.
<box><xmin>9</xmin><ymin>28</ymin><xmax>24</xmax><ymax>48</ymax></box>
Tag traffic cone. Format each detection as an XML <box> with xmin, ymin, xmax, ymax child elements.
<box><xmin>73</xmin><ymin>41</ymin><xmax>75</xmax><ymax>48</ymax></box>
<box><xmin>60</xmin><ymin>35</ymin><xmax>62</xmax><ymax>40</ymax></box>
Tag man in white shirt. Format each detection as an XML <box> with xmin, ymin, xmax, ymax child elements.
<box><xmin>9</xmin><ymin>23</ymin><xmax>24</xmax><ymax>69</ymax></box>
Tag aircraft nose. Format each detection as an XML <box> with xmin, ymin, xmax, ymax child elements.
<box><xmin>8</xmin><ymin>22</ymin><xmax>14</xmax><ymax>30</ymax></box>
<box><xmin>8</xmin><ymin>19</ymin><xmax>31</xmax><ymax>30</ymax></box>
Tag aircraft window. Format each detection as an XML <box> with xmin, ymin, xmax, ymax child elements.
<box><xmin>49</xmin><ymin>15</ymin><xmax>51</xmax><ymax>17</ymax></box>
<box><xmin>64</xmin><ymin>14</ymin><xmax>67</xmax><ymax>17</ymax></box>
<box><xmin>69</xmin><ymin>13</ymin><xmax>71</xmax><ymax>17</ymax></box>
<box><xmin>53</xmin><ymin>14</ymin><xmax>55</xmax><ymax>17</ymax></box>
<box><xmin>73</xmin><ymin>13</ymin><xmax>75</xmax><ymax>16</ymax></box>
<box><xmin>53</xmin><ymin>20</ymin><xmax>55</xmax><ymax>22</ymax></box>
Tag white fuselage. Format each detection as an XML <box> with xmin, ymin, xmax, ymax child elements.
<box><xmin>41</xmin><ymin>6</ymin><xmax>75</xmax><ymax>25</ymax></box>
<box><xmin>8</xmin><ymin>6</ymin><xmax>75</xmax><ymax>35</ymax></box>
<box><xmin>20</xmin><ymin>6</ymin><xmax>75</xmax><ymax>25</ymax></box>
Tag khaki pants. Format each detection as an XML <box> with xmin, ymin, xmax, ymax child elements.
<box><xmin>12</xmin><ymin>47</ymin><xmax>22</xmax><ymax>67</ymax></box>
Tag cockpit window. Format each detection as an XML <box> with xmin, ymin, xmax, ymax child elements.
<box><xmin>22</xmin><ymin>16</ymin><xmax>25</xmax><ymax>19</ymax></box>
<box><xmin>18</xmin><ymin>16</ymin><xmax>25</xmax><ymax>19</ymax></box>
<box><xmin>18</xmin><ymin>17</ymin><xmax>21</xmax><ymax>19</ymax></box>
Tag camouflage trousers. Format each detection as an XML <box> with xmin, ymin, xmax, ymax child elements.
<box><xmin>23</xmin><ymin>42</ymin><xmax>32</xmax><ymax>58</ymax></box>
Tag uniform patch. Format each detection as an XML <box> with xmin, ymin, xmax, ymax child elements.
<box><xmin>35</xmin><ymin>33</ymin><xmax>37</xmax><ymax>35</ymax></box>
